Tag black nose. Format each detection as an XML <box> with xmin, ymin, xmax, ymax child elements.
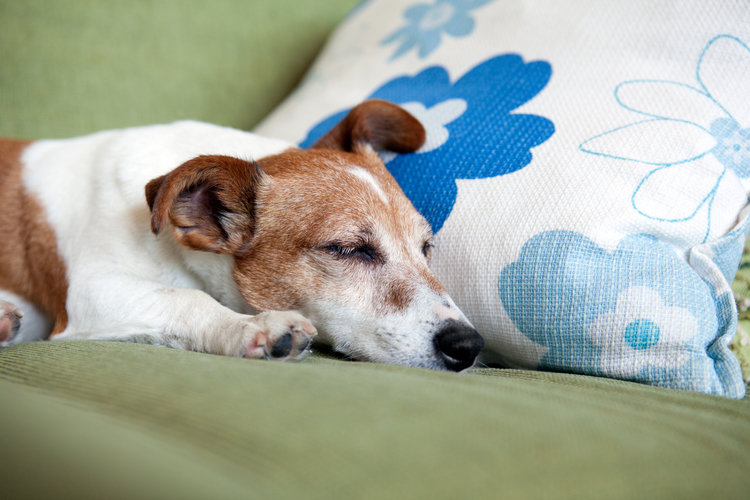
<box><xmin>433</xmin><ymin>320</ymin><xmax>484</xmax><ymax>372</ymax></box>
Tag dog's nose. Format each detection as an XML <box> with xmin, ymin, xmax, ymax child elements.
<box><xmin>433</xmin><ymin>320</ymin><xmax>484</xmax><ymax>372</ymax></box>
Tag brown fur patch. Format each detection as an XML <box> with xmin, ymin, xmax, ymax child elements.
<box><xmin>313</xmin><ymin>99</ymin><xmax>426</xmax><ymax>154</ymax></box>
<box><xmin>233</xmin><ymin>147</ymin><xmax>443</xmax><ymax>316</ymax></box>
<box><xmin>149</xmin><ymin>101</ymin><xmax>440</xmax><ymax>321</ymax></box>
<box><xmin>0</xmin><ymin>138</ymin><xmax>69</xmax><ymax>335</ymax></box>
<box><xmin>383</xmin><ymin>278</ymin><xmax>416</xmax><ymax>313</ymax></box>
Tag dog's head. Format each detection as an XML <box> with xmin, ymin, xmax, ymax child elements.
<box><xmin>146</xmin><ymin>100</ymin><xmax>483</xmax><ymax>371</ymax></box>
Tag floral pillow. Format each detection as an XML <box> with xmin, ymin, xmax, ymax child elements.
<box><xmin>256</xmin><ymin>0</ymin><xmax>750</xmax><ymax>397</ymax></box>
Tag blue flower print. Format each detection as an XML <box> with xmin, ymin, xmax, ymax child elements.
<box><xmin>497</xmin><ymin>230</ymin><xmax>746</xmax><ymax>397</ymax></box>
<box><xmin>381</xmin><ymin>0</ymin><xmax>494</xmax><ymax>60</ymax></box>
<box><xmin>301</xmin><ymin>54</ymin><xmax>554</xmax><ymax>233</ymax></box>
<box><xmin>580</xmin><ymin>35</ymin><xmax>750</xmax><ymax>243</ymax></box>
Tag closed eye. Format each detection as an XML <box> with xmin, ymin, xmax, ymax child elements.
<box><xmin>325</xmin><ymin>243</ymin><xmax>379</xmax><ymax>263</ymax></box>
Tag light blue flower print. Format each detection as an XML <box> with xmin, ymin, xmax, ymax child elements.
<box><xmin>580</xmin><ymin>35</ymin><xmax>750</xmax><ymax>243</ymax></box>
<box><xmin>586</xmin><ymin>285</ymin><xmax>697</xmax><ymax>379</ymax></box>
<box><xmin>712</xmin><ymin>118</ymin><xmax>750</xmax><ymax>178</ymax></box>
<box><xmin>381</xmin><ymin>0</ymin><xmax>494</xmax><ymax>60</ymax></box>
<box><xmin>497</xmin><ymin>230</ymin><xmax>746</xmax><ymax>397</ymax></box>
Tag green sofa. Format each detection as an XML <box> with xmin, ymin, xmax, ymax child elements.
<box><xmin>1</xmin><ymin>2</ymin><xmax>749</xmax><ymax>498</ymax></box>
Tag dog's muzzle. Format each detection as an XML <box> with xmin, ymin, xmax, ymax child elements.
<box><xmin>433</xmin><ymin>320</ymin><xmax>484</xmax><ymax>371</ymax></box>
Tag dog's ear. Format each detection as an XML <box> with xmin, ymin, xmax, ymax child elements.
<box><xmin>312</xmin><ymin>99</ymin><xmax>425</xmax><ymax>155</ymax></box>
<box><xmin>145</xmin><ymin>155</ymin><xmax>263</xmax><ymax>255</ymax></box>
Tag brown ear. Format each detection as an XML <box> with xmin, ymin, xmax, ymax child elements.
<box><xmin>312</xmin><ymin>99</ymin><xmax>426</xmax><ymax>154</ymax></box>
<box><xmin>144</xmin><ymin>155</ymin><xmax>263</xmax><ymax>254</ymax></box>
<box><xmin>145</xmin><ymin>174</ymin><xmax>166</xmax><ymax>212</ymax></box>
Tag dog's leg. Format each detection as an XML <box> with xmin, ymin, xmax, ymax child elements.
<box><xmin>0</xmin><ymin>292</ymin><xmax>53</xmax><ymax>345</ymax></box>
<box><xmin>0</xmin><ymin>300</ymin><xmax>22</xmax><ymax>345</ymax></box>
<box><xmin>54</xmin><ymin>281</ymin><xmax>316</xmax><ymax>360</ymax></box>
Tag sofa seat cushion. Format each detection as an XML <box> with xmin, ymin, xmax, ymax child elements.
<box><xmin>1</xmin><ymin>341</ymin><xmax>748</xmax><ymax>498</ymax></box>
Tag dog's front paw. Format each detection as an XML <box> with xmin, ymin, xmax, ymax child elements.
<box><xmin>241</xmin><ymin>311</ymin><xmax>317</xmax><ymax>361</ymax></box>
<box><xmin>0</xmin><ymin>301</ymin><xmax>23</xmax><ymax>345</ymax></box>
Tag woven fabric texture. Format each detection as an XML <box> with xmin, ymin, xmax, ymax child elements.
<box><xmin>1</xmin><ymin>341</ymin><xmax>749</xmax><ymax>499</ymax></box>
<box><xmin>0</xmin><ymin>0</ymin><xmax>359</xmax><ymax>138</ymax></box>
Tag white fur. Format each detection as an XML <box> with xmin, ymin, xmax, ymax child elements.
<box><xmin>346</xmin><ymin>166</ymin><xmax>388</xmax><ymax>204</ymax></box>
<box><xmin>303</xmin><ymin>292</ymin><xmax>472</xmax><ymax>369</ymax></box>
<box><xmin>17</xmin><ymin>122</ymin><xmax>312</xmax><ymax>357</ymax></box>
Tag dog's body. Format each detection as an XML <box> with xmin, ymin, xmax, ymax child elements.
<box><xmin>0</xmin><ymin>100</ymin><xmax>483</xmax><ymax>370</ymax></box>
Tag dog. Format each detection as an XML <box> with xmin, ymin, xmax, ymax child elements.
<box><xmin>0</xmin><ymin>100</ymin><xmax>484</xmax><ymax>371</ymax></box>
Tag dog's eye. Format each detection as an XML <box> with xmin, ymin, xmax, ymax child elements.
<box><xmin>422</xmin><ymin>241</ymin><xmax>433</xmax><ymax>258</ymax></box>
<box><xmin>326</xmin><ymin>243</ymin><xmax>379</xmax><ymax>262</ymax></box>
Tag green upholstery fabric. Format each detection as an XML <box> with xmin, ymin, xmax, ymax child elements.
<box><xmin>1</xmin><ymin>0</ymin><xmax>750</xmax><ymax>497</ymax></box>
<box><xmin>731</xmin><ymin>240</ymin><xmax>750</xmax><ymax>386</ymax></box>
<box><xmin>0</xmin><ymin>0</ymin><xmax>359</xmax><ymax>138</ymax></box>
<box><xmin>0</xmin><ymin>375</ymin><xmax>248</xmax><ymax>499</ymax></box>
<box><xmin>1</xmin><ymin>341</ymin><xmax>749</xmax><ymax>499</ymax></box>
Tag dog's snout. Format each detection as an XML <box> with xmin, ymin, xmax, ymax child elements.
<box><xmin>433</xmin><ymin>320</ymin><xmax>484</xmax><ymax>372</ymax></box>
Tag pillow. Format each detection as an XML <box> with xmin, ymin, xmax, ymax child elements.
<box><xmin>256</xmin><ymin>0</ymin><xmax>750</xmax><ymax>397</ymax></box>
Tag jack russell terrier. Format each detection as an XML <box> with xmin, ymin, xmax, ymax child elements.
<box><xmin>0</xmin><ymin>100</ymin><xmax>484</xmax><ymax>371</ymax></box>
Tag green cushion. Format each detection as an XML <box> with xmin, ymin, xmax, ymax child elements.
<box><xmin>0</xmin><ymin>0</ymin><xmax>360</xmax><ymax>138</ymax></box>
<box><xmin>0</xmin><ymin>376</ymin><xmax>248</xmax><ymax>499</ymax></box>
<box><xmin>1</xmin><ymin>341</ymin><xmax>749</xmax><ymax>498</ymax></box>
<box><xmin>731</xmin><ymin>239</ymin><xmax>750</xmax><ymax>385</ymax></box>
